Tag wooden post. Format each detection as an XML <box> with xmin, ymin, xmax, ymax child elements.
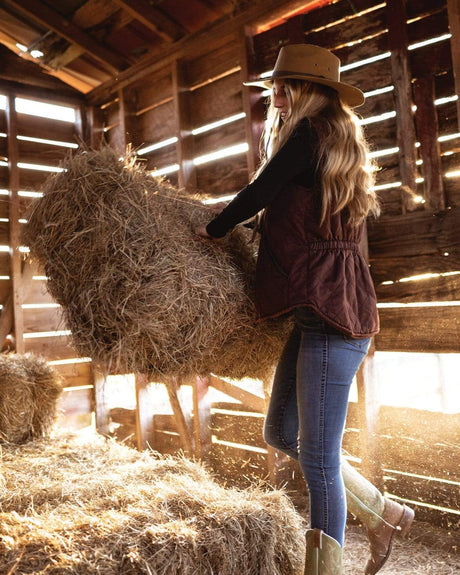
<box><xmin>356</xmin><ymin>343</ymin><xmax>384</xmax><ymax>490</ymax></box>
<box><xmin>447</xmin><ymin>0</ymin><xmax>460</xmax><ymax>133</ymax></box>
<box><xmin>117</xmin><ymin>87</ymin><xmax>138</xmax><ymax>154</ymax></box>
<box><xmin>413</xmin><ymin>76</ymin><xmax>445</xmax><ymax>212</ymax></box>
<box><xmin>386</xmin><ymin>0</ymin><xmax>418</xmax><ymax>213</ymax></box>
<box><xmin>193</xmin><ymin>375</ymin><xmax>212</xmax><ymax>460</ymax></box>
<box><xmin>92</xmin><ymin>364</ymin><xmax>111</xmax><ymax>436</ymax></box>
<box><xmin>166</xmin><ymin>377</ymin><xmax>194</xmax><ymax>454</ymax></box>
<box><xmin>87</xmin><ymin>105</ymin><xmax>106</xmax><ymax>148</ymax></box>
<box><xmin>240</xmin><ymin>28</ymin><xmax>267</xmax><ymax>176</ymax></box>
<box><xmin>172</xmin><ymin>59</ymin><xmax>196</xmax><ymax>192</ymax></box>
<box><xmin>5</xmin><ymin>94</ymin><xmax>24</xmax><ymax>354</ymax></box>
<box><xmin>135</xmin><ymin>373</ymin><xmax>153</xmax><ymax>450</ymax></box>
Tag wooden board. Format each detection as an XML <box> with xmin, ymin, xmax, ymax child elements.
<box><xmin>375</xmin><ymin>304</ymin><xmax>459</xmax><ymax>352</ymax></box>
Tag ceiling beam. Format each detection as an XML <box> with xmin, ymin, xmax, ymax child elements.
<box><xmin>87</xmin><ymin>0</ymin><xmax>325</xmax><ymax>105</ymax></box>
<box><xmin>111</xmin><ymin>0</ymin><xmax>186</xmax><ymax>42</ymax></box>
<box><xmin>4</xmin><ymin>0</ymin><xmax>129</xmax><ymax>73</ymax></box>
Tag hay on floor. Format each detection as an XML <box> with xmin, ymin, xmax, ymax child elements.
<box><xmin>0</xmin><ymin>434</ymin><xmax>305</xmax><ymax>574</ymax></box>
<box><xmin>23</xmin><ymin>147</ymin><xmax>290</xmax><ymax>383</ymax></box>
<box><xmin>0</xmin><ymin>353</ymin><xmax>62</xmax><ymax>444</ymax></box>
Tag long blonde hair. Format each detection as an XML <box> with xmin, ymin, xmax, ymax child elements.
<box><xmin>258</xmin><ymin>79</ymin><xmax>380</xmax><ymax>226</ymax></box>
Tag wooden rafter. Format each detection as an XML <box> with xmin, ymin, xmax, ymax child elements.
<box><xmin>111</xmin><ymin>0</ymin><xmax>186</xmax><ymax>43</ymax></box>
<box><xmin>4</xmin><ymin>0</ymin><xmax>129</xmax><ymax>73</ymax></box>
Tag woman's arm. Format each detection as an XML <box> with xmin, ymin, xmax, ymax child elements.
<box><xmin>203</xmin><ymin>119</ymin><xmax>318</xmax><ymax>238</ymax></box>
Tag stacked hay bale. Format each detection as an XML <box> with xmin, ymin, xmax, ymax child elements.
<box><xmin>0</xmin><ymin>353</ymin><xmax>62</xmax><ymax>444</ymax></box>
<box><xmin>0</xmin><ymin>435</ymin><xmax>305</xmax><ymax>574</ymax></box>
<box><xmin>23</xmin><ymin>147</ymin><xmax>289</xmax><ymax>383</ymax></box>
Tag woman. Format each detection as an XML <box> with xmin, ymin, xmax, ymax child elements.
<box><xmin>194</xmin><ymin>44</ymin><xmax>414</xmax><ymax>575</ymax></box>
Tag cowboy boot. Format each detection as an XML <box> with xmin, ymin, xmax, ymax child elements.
<box><xmin>304</xmin><ymin>529</ymin><xmax>343</xmax><ymax>575</ymax></box>
<box><xmin>342</xmin><ymin>459</ymin><xmax>415</xmax><ymax>574</ymax></box>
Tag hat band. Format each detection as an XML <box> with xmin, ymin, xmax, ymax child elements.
<box><xmin>272</xmin><ymin>69</ymin><xmax>339</xmax><ymax>83</ymax></box>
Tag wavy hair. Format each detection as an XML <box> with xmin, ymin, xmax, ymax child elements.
<box><xmin>257</xmin><ymin>79</ymin><xmax>380</xmax><ymax>226</ymax></box>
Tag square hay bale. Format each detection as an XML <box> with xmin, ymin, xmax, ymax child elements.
<box><xmin>0</xmin><ymin>435</ymin><xmax>305</xmax><ymax>574</ymax></box>
<box><xmin>23</xmin><ymin>147</ymin><xmax>290</xmax><ymax>383</ymax></box>
<box><xmin>0</xmin><ymin>354</ymin><xmax>62</xmax><ymax>444</ymax></box>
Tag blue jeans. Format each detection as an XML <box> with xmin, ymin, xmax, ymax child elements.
<box><xmin>263</xmin><ymin>308</ymin><xmax>370</xmax><ymax>545</ymax></box>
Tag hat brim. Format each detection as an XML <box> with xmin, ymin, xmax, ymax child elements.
<box><xmin>244</xmin><ymin>74</ymin><xmax>364</xmax><ymax>108</ymax></box>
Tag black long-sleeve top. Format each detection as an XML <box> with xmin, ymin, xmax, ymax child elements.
<box><xmin>206</xmin><ymin>118</ymin><xmax>319</xmax><ymax>238</ymax></box>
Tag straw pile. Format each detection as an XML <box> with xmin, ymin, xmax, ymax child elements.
<box><xmin>0</xmin><ymin>353</ymin><xmax>62</xmax><ymax>444</ymax></box>
<box><xmin>0</xmin><ymin>434</ymin><xmax>305</xmax><ymax>574</ymax></box>
<box><xmin>23</xmin><ymin>147</ymin><xmax>289</xmax><ymax>382</ymax></box>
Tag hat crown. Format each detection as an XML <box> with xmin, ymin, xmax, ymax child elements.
<box><xmin>273</xmin><ymin>44</ymin><xmax>341</xmax><ymax>83</ymax></box>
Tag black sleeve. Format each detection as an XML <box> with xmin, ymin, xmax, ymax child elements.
<box><xmin>206</xmin><ymin>119</ymin><xmax>318</xmax><ymax>238</ymax></box>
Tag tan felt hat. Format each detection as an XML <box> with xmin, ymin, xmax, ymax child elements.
<box><xmin>245</xmin><ymin>44</ymin><xmax>365</xmax><ymax>108</ymax></box>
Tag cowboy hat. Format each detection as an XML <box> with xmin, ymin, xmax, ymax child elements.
<box><xmin>244</xmin><ymin>44</ymin><xmax>365</xmax><ymax>108</ymax></box>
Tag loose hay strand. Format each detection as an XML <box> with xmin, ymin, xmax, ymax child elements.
<box><xmin>23</xmin><ymin>147</ymin><xmax>290</xmax><ymax>382</ymax></box>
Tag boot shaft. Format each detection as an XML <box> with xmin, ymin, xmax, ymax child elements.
<box><xmin>304</xmin><ymin>529</ymin><xmax>343</xmax><ymax>575</ymax></box>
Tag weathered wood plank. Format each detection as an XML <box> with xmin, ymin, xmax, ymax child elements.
<box><xmin>375</xmin><ymin>272</ymin><xmax>460</xmax><ymax>303</ymax></box>
<box><xmin>185</xmin><ymin>37</ymin><xmax>240</xmax><ymax>89</ymax></box>
<box><xmin>410</xmin><ymin>39</ymin><xmax>452</xmax><ymax>78</ymax></box>
<box><xmin>190</xmin><ymin>71</ymin><xmax>243</xmax><ymax>129</ymax></box>
<box><xmin>23</xmin><ymin>306</ymin><xmax>64</xmax><ymax>333</ymax></box>
<box><xmin>304</xmin><ymin>5</ymin><xmax>386</xmax><ymax>51</ymax></box>
<box><xmin>340</xmin><ymin>58</ymin><xmax>393</xmax><ymax>96</ymax></box>
<box><xmin>137</xmin><ymin>100</ymin><xmax>176</xmax><ymax>146</ymax></box>
<box><xmin>16</xmin><ymin>113</ymin><xmax>78</xmax><ymax>143</ymax></box>
<box><xmin>52</xmin><ymin>360</ymin><xmax>92</xmax><ymax>388</ymax></box>
<box><xmin>447</xmin><ymin>0</ymin><xmax>460</xmax><ymax>132</ymax></box>
<box><xmin>196</xmin><ymin>154</ymin><xmax>249</xmax><ymax>196</ymax></box>
<box><xmin>193</xmin><ymin>119</ymin><xmax>246</xmax><ymax>157</ymax></box>
<box><xmin>375</xmin><ymin>304</ymin><xmax>459</xmax><ymax>352</ymax></box>
<box><xmin>302</xmin><ymin>0</ymin><xmax>386</xmax><ymax>34</ymax></box>
<box><xmin>133</xmin><ymin>66</ymin><xmax>172</xmax><ymax>116</ymax></box>
<box><xmin>24</xmin><ymin>334</ymin><xmax>75</xmax><ymax>360</ymax></box>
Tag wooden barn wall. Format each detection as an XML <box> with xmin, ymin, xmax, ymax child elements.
<box><xmin>0</xmin><ymin>85</ymin><xmax>95</xmax><ymax>430</ymax></box>
<box><xmin>91</xmin><ymin>0</ymin><xmax>460</xmax><ymax>528</ymax></box>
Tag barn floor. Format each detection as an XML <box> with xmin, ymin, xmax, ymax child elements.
<box><xmin>343</xmin><ymin>522</ymin><xmax>459</xmax><ymax>574</ymax></box>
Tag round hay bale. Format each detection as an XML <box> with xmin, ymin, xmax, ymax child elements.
<box><xmin>0</xmin><ymin>435</ymin><xmax>305</xmax><ymax>574</ymax></box>
<box><xmin>0</xmin><ymin>353</ymin><xmax>62</xmax><ymax>444</ymax></box>
<box><xmin>23</xmin><ymin>147</ymin><xmax>290</xmax><ymax>382</ymax></box>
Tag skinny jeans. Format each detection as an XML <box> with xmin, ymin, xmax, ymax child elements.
<box><xmin>263</xmin><ymin>308</ymin><xmax>370</xmax><ymax>545</ymax></box>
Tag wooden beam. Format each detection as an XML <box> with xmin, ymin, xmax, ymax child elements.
<box><xmin>413</xmin><ymin>75</ymin><xmax>445</xmax><ymax>212</ymax></box>
<box><xmin>209</xmin><ymin>375</ymin><xmax>265</xmax><ymax>413</ymax></box>
<box><xmin>386</xmin><ymin>0</ymin><xmax>418</xmax><ymax>213</ymax></box>
<box><xmin>6</xmin><ymin>0</ymin><xmax>128</xmax><ymax>74</ymax></box>
<box><xmin>6</xmin><ymin>93</ymin><xmax>24</xmax><ymax>353</ymax></box>
<box><xmin>87</xmin><ymin>0</ymin><xmax>324</xmax><ymax>105</ymax></box>
<box><xmin>172</xmin><ymin>59</ymin><xmax>196</xmax><ymax>192</ymax></box>
<box><xmin>112</xmin><ymin>0</ymin><xmax>186</xmax><ymax>43</ymax></box>
<box><xmin>447</xmin><ymin>0</ymin><xmax>460</xmax><ymax>133</ymax></box>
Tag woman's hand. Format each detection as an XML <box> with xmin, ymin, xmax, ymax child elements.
<box><xmin>194</xmin><ymin>225</ymin><xmax>214</xmax><ymax>239</ymax></box>
<box><xmin>207</xmin><ymin>201</ymin><xmax>228</xmax><ymax>215</ymax></box>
